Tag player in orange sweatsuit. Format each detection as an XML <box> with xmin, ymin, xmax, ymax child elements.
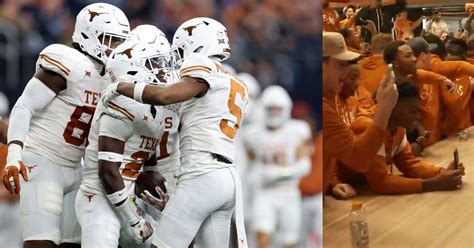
<box><xmin>339</xmin><ymin>82</ymin><xmax>465</xmax><ymax>195</ymax></box>
<box><xmin>384</xmin><ymin>40</ymin><xmax>455</xmax><ymax>148</ymax></box>
<box><xmin>429</xmin><ymin>54</ymin><xmax>474</xmax><ymax>136</ymax></box>
<box><xmin>322</xmin><ymin>32</ymin><xmax>398</xmax><ymax>194</ymax></box>
<box><xmin>335</xmin><ymin>64</ymin><xmax>374</xmax><ymax>126</ymax></box>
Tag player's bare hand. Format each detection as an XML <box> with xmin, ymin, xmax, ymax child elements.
<box><xmin>332</xmin><ymin>183</ymin><xmax>357</xmax><ymax>199</ymax></box>
<box><xmin>441</xmin><ymin>79</ymin><xmax>455</xmax><ymax>93</ymax></box>
<box><xmin>423</xmin><ymin>169</ymin><xmax>463</xmax><ymax>191</ymax></box>
<box><xmin>2</xmin><ymin>161</ymin><xmax>28</xmax><ymax>194</ymax></box>
<box><xmin>130</xmin><ymin>218</ymin><xmax>153</xmax><ymax>243</ymax></box>
<box><xmin>376</xmin><ymin>69</ymin><xmax>398</xmax><ymax>111</ymax></box>
<box><xmin>446</xmin><ymin>162</ymin><xmax>465</xmax><ymax>175</ymax></box>
<box><xmin>141</xmin><ymin>186</ymin><xmax>169</xmax><ymax>211</ymax></box>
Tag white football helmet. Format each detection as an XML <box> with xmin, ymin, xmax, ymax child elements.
<box><xmin>107</xmin><ymin>40</ymin><xmax>174</xmax><ymax>85</ymax></box>
<box><xmin>172</xmin><ymin>17</ymin><xmax>231</xmax><ymax>64</ymax></box>
<box><xmin>129</xmin><ymin>25</ymin><xmax>170</xmax><ymax>53</ymax></box>
<box><xmin>72</xmin><ymin>3</ymin><xmax>130</xmax><ymax>65</ymax></box>
<box><xmin>238</xmin><ymin>72</ymin><xmax>261</xmax><ymax>100</ymax></box>
<box><xmin>260</xmin><ymin>85</ymin><xmax>293</xmax><ymax>128</ymax></box>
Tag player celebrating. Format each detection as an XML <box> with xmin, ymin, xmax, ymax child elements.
<box><xmin>2</xmin><ymin>3</ymin><xmax>129</xmax><ymax>248</ymax></box>
<box><xmin>76</xmin><ymin>38</ymin><xmax>174</xmax><ymax>247</ymax></box>
<box><xmin>102</xmin><ymin>17</ymin><xmax>249</xmax><ymax>248</ymax></box>
<box><xmin>128</xmin><ymin>24</ymin><xmax>182</xmax><ymax>197</ymax></box>
<box><xmin>244</xmin><ymin>85</ymin><xmax>312</xmax><ymax>248</ymax></box>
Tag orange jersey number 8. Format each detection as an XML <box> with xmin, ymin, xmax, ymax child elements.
<box><xmin>220</xmin><ymin>79</ymin><xmax>246</xmax><ymax>139</ymax></box>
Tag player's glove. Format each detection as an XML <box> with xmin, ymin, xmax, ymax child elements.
<box><xmin>101</xmin><ymin>82</ymin><xmax>120</xmax><ymax>107</ymax></box>
<box><xmin>140</xmin><ymin>186</ymin><xmax>170</xmax><ymax>211</ymax></box>
<box><xmin>2</xmin><ymin>143</ymin><xmax>28</xmax><ymax>194</ymax></box>
<box><xmin>107</xmin><ymin>188</ymin><xmax>153</xmax><ymax>243</ymax></box>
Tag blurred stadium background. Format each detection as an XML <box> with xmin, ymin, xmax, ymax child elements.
<box><xmin>0</xmin><ymin>0</ymin><xmax>321</xmax><ymax>128</ymax></box>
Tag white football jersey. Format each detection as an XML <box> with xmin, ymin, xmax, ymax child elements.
<box><xmin>244</xmin><ymin>120</ymin><xmax>312</xmax><ymax>189</ymax></box>
<box><xmin>81</xmin><ymin>95</ymin><xmax>164</xmax><ymax>196</ymax></box>
<box><xmin>177</xmin><ymin>54</ymin><xmax>248</xmax><ymax>179</ymax></box>
<box><xmin>156</xmin><ymin>105</ymin><xmax>180</xmax><ymax>173</ymax></box>
<box><xmin>24</xmin><ymin>44</ymin><xmax>109</xmax><ymax>167</ymax></box>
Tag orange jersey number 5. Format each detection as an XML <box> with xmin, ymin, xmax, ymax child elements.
<box><xmin>220</xmin><ymin>79</ymin><xmax>246</xmax><ymax>139</ymax></box>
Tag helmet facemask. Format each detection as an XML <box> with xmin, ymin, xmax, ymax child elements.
<box><xmin>143</xmin><ymin>52</ymin><xmax>176</xmax><ymax>84</ymax></box>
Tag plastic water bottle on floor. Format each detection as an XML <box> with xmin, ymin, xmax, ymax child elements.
<box><xmin>350</xmin><ymin>201</ymin><xmax>369</xmax><ymax>248</ymax></box>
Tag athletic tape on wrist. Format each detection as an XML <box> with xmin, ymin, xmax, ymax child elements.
<box><xmin>133</xmin><ymin>83</ymin><xmax>147</xmax><ymax>103</ymax></box>
<box><xmin>98</xmin><ymin>151</ymin><xmax>124</xmax><ymax>163</ymax></box>
<box><xmin>6</xmin><ymin>143</ymin><xmax>22</xmax><ymax>168</ymax></box>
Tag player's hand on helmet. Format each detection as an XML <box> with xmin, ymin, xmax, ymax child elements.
<box><xmin>2</xmin><ymin>160</ymin><xmax>28</xmax><ymax>194</ymax></box>
<box><xmin>130</xmin><ymin>217</ymin><xmax>153</xmax><ymax>243</ymax></box>
<box><xmin>141</xmin><ymin>186</ymin><xmax>170</xmax><ymax>211</ymax></box>
<box><xmin>101</xmin><ymin>82</ymin><xmax>120</xmax><ymax>106</ymax></box>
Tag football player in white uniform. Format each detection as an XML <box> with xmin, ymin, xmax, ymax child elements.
<box><xmin>128</xmin><ymin>24</ymin><xmax>181</xmax><ymax>197</ymax></box>
<box><xmin>102</xmin><ymin>17</ymin><xmax>249</xmax><ymax>248</ymax></box>
<box><xmin>1</xmin><ymin>3</ymin><xmax>130</xmax><ymax>248</ymax></box>
<box><xmin>244</xmin><ymin>85</ymin><xmax>312</xmax><ymax>248</ymax></box>
<box><xmin>125</xmin><ymin>25</ymin><xmax>181</xmax><ymax>231</ymax></box>
<box><xmin>76</xmin><ymin>39</ymin><xmax>173</xmax><ymax>247</ymax></box>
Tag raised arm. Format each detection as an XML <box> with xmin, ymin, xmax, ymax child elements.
<box><xmin>105</xmin><ymin>77</ymin><xmax>209</xmax><ymax>106</ymax></box>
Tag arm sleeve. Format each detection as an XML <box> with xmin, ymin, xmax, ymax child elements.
<box><xmin>98</xmin><ymin>114</ymin><xmax>133</xmax><ymax>142</ymax></box>
<box><xmin>365</xmin><ymin>156</ymin><xmax>424</xmax><ymax>194</ymax></box>
<box><xmin>416</xmin><ymin>69</ymin><xmax>447</xmax><ymax>85</ymax></box>
<box><xmin>432</xmin><ymin>61</ymin><xmax>474</xmax><ymax>78</ymax></box>
<box><xmin>323</xmin><ymin>98</ymin><xmax>385</xmax><ymax>173</ymax></box>
<box><xmin>392</xmin><ymin>136</ymin><xmax>441</xmax><ymax>179</ymax></box>
<box><xmin>7</xmin><ymin>77</ymin><xmax>56</xmax><ymax>144</ymax></box>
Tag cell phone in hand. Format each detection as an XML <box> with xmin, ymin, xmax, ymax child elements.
<box><xmin>454</xmin><ymin>148</ymin><xmax>459</xmax><ymax>169</ymax></box>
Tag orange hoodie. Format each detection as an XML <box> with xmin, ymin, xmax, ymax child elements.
<box><xmin>299</xmin><ymin>134</ymin><xmax>323</xmax><ymax>196</ymax></box>
<box><xmin>429</xmin><ymin>55</ymin><xmax>473</xmax><ymax>135</ymax></box>
<box><xmin>349</xmin><ymin>117</ymin><xmax>441</xmax><ymax>194</ymax></box>
<box><xmin>322</xmin><ymin>97</ymin><xmax>385</xmax><ymax>192</ymax></box>
<box><xmin>335</xmin><ymin>86</ymin><xmax>374</xmax><ymax>126</ymax></box>
<box><xmin>415</xmin><ymin>69</ymin><xmax>451</xmax><ymax>146</ymax></box>
<box><xmin>358</xmin><ymin>55</ymin><xmax>387</xmax><ymax>95</ymax></box>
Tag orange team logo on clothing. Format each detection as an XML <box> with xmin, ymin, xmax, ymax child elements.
<box><xmin>335</xmin><ymin>95</ymin><xmax>358</xmax><ymax>126</ymax></box>
<box><xmin>335</xmin><ymin>86</ymin><xmax>373</xmax><ymax>126</ymax></box>
<box><xmin>414</xmin><ymin>69</ymin><xmax>452</xmax><ymax>145</ymax></box>
<box><xmin>441</xmin><ymin>76</ymin><xmax>471</xmax><ymax>136</ymax></box>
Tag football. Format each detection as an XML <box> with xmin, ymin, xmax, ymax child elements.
<box><xmin>135</xmin><ymin>171</ymin><xmax>167</xmax><ymax>199</ymax></box>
